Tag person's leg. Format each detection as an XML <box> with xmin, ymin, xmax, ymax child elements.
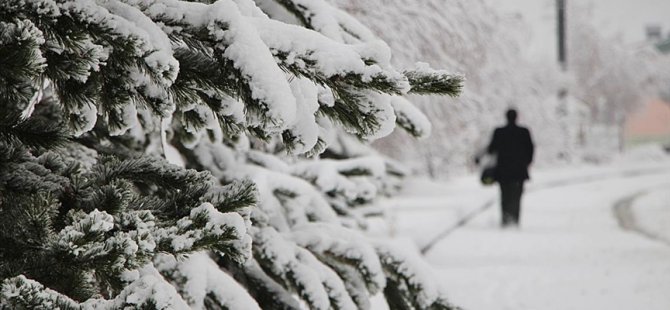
<box><xmin>509</xmin><ymin>181</ymin><xmax>524</xmax><ymax>225</ymax></box>
<box><xmin>499</xmin><ymin>182</ymin><xmax>514</xmax><ymax>226</ymax></box>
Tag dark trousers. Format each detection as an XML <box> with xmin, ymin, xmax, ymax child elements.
<box><xmin>499</xmin><ymin>181</ymin><xmax>524</xmax><ymax>226</ymax></box>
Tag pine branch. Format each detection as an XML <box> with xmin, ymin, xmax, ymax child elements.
<box><xmin>318</xmin><ymin>87</ymin><xmax>382</xmax><ymax>137</ymax></box>
<box><xmin>404</xmin><ymin>67</ymin><xmax>464</xmax><ymax>97</ymax></box>
<box><xmin>155</xmin><ymin>203</ymin><xmax>251</xmax><ymax>262</ymax></box>
<box><xmin>0</xmin><ymin>276</ymin><xmax>82</xmax><ymax>310</ymax></box>
<box><xmin>376</xmin><ymin>245</ymin><xmax>462</xmax><ymax>310</ymax></box>
<box><xmin>0</xmin><ymin>112</ymin><xmax>69</xmax><ymax>150</ymax></box>
<box><xmin>274</xmin><ymin>51</ymin><xmax>407</xmax><ymax>95</ymax></box>
<box><xmin>204</xmin><ymin>179</ymin><xmax>258</xmax><ymax>213</ymax></box>
<box><xmin>91</xmin><ymin>156</ymin><xmax>214</xmax><ymax>192</ymax></box>
<box><xmin>0</xmin><ymin>19</ymin><xmax>46</xmax><ymax>110</ymax></box>
<box><xmin>390</xmin><ymin>96</ymin><xmax>432</xmax><ymax>138</ymax></box>
<box><xmin>217</xmin><ymin>256</ymin><xmax>303</xmax><ymax>310</ymax></box>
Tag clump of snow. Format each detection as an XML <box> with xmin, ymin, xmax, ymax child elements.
<box><xmin>154</xmin><ymin>252</ymin><xmax>261</xmax><ymax>309</ymax></box>
<box><xmin>252</xmin><ymin>226</ymin><xmax>335</xmax><ymax>310</ymax></box>
<box><xmin>246</xmin><ymin>164</ymin><xmax>339</xmax><ymax>228</ymax></box>
<box><xmin>209</xmin><ymin>1</ymin><xmax>297</xmax><ymax>131</ymax></box>
<box><xmin>359</xmin><ymin>92</ymin><xmax>397</xmax><ymax>140</ymax></box>
<box><xmin>286</xmin><ymin>77</ymin><xmax>320</xmax><ymax>153</ymax></box>
<box><xmin>390</xmin><ymin>96</ymin><xmax>432</xmax><ymax>138</ymax></box>
<box><xmin>290</xmin><ymin>223</ymin><xmax>387</xmax><ymax>293</ymax></box>
<box><xmin>231</xmin><ymin>0</ymin><xmax>269</xmax><ymax>18</ymax></box>
<box><xmin>273</xmin><ymin>0</ymin><xmax>377</xmax><ymax>44</ymax></box>
<box><xmin>161</xmin><ymin>115</ymin><xmax>185</xmax><ymax>167</ymax></box>
<box><xmin>1</xmin><ymin>275</ymin><xmax>80</xmax><ymax>309</ymax></box>
<box><xmin>292</xmin><ymin>156</ymin><xmax>385</xmax><ymax>204</ymax></box>
<box><xmin>87</xmin><ymin>264</ymin><xmax>191</xmax><ymax>309</ymax></box>
<box><xmin>0</xmin><ymin>268</ymin><xmax>191</xmax><ymax>309</ymax></box>
<box><xmin>252</xmin><ymin>18</ymin><xmax>408</xmax><ymax>92</ymax></box>
<box><xmin>375</xmin><ymin>240</ymin><xmax>449</xmax><ymax>309</ymax></box>
<box><xmin>159</xmin><ymin>203</ymin><xmax>249</xmax><ymax>254</ymax></box>
<box><xmin>61</xmin><ymin>0</ymin><xmax>178</xmax><ymax>109</ymax></box>
<box><xmin>57</xmin><ymin>209</ymin><xmax>115</xmax><ymax>256</ymax></box>
<box><xmin>71</xmin><ymin>102</ymin><xmax>99</xmax><ymax>137</ymax></box>
<box><xmin>107</xmin><ymin>103</ymin><xmax>139</xmax><ymax>136</ymax></box>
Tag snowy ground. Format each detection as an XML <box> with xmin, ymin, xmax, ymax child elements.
<box><xmin>375</xmin><ymin>151</ymin><xmax>670</xmax><ymax>310</ymax></box>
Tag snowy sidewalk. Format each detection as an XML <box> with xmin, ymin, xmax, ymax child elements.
<box><xmin>384</xmin><ymin>159</ymin><xmax>670</xmax><ymax>250</ymax></box>
<box><xmin>377</xmin><ymin>158</ymin><xmax>670</xmax><ymax>310</ymax></box>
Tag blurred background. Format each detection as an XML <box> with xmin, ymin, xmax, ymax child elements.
<box><xmin>332</xmin><ymin>0</ymin><xmax>670</xmax><ymax>178</ymax></box>
<box><xmin>335</xmin><ymin>2</ymin><xmax>670</xmax><ymax>309</ymax></box>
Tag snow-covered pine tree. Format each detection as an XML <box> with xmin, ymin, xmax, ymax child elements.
<box><xmin>0</xmin><ymin>0</ymin><xmax>462</xmax><ymax>309</ymax></box>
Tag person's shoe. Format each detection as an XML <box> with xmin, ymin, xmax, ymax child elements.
<box><xmin>501</xmin><ymin>214</ymin><xmax>515</xmax><ymax>228</ymax></box>
<box><xmin>501</xmin><ymin>221</ymin><xmax>520</xmax><ymax>229</ymax></box>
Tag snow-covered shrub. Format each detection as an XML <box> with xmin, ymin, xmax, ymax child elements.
<box><xmin>0</xmin><ymin>0</ymin><xmax>462</xmax><ymax>309</ymax></box>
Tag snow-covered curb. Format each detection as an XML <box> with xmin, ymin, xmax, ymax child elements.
<box><xmin>630</xmin><ymin>188</ymin><xmax>670</xmax><ymax>244</ymax></box>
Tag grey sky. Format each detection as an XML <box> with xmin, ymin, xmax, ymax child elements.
<box><xmin>491</xmin><ymin>0</ymin><xmax>670</xmax><ymax>61</ymax></box>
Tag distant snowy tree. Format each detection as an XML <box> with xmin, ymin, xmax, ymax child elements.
<box><xmin>567</xmin><ymin>3</ymin><xmax>663</xmax><ymax>154</ymax></box>
<box><xmin>332</xmin><ymin>0</ymin><xmax>566</xmax><ymax>176</ymax></box>
<box><xmin>0</xmin><ymin>0</ymin><xmax>463</xmax><ymax>309</ymax></box>
<box><xmin>568</xmin><ymin>6</ymin><xmax>650</xmax><ymax>126</ymax></box>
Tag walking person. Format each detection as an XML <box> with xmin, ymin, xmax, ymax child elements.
<box><xmin>486</xmin><ymin>109</ymin><xmax>534</xmax><ymax>227</ymax></box>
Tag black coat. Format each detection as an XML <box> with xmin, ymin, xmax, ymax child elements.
<box><xmin>487</xmin><ymin>124</ymin><xmax>534</xmax><ymax>182</ymax></box>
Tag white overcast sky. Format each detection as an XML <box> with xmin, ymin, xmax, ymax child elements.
<box><xmin>490</xmin><ymin>0</ymin><xmax>670</xmax><ymax>61</ymax></box>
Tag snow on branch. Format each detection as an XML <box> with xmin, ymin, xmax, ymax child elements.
<box><xmin>289</xmin><ymin>223</ymin><xmax>387</xmax><ymax>295</ymax></box>
<box><xmin>375</xmin><ymin>242</ymin><xmax>462</xmax><ymax>310</ymax></box>
<box><xmin>154</xmin><ymin>252</ymin><xmax>261</xmax><ymax>309</ymax></box>
<box><xmin>251</xmin><ymin>17</ymin><xmax>408</xmax><ymax>94</ymax></box>
<box><xmin>2</xmin><ymin>0</ymin><xmax>462</xmax><ymax>150</ymax></box>
<box><xmin>272</xmin><ymin>0</ymin><xmax>378</xmax><ymax>44</ymax></box>
<box><xmin>1</xmin><ymin>268</ymin><xmax>191</xmax><ymax>310</ymax></box>
<box><xmin>292</xmin><ymin>156</ymin><xmax>386</xmax><ymax>216</ymax></box>
<box><xmin>404</xmin><ymin>62</ymin><xmax>464</xmax><ymax>96</ymax></box>
<box><xmin>390</xmin><ymin>96</ymin><xmax>433</xmax><ymax>138</ymax></box>
<box><xmin>154</xmin><ymin>203</ymin><xmax>252</xmax><ymax>262</ymax></box>
<box><xmin>252</xmin><ymin>226</ymin><xmax>357</xmax><ymax>310</ymax></box>
<box><xmin>120</xmin><ymin>0</ymin><xmax>297</xmax><ymax>134</ymax></box>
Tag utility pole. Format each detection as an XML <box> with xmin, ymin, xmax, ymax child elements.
<box><xmin>557</xmin><ymin>0</ymin><xmax>567</xmax><ymax>72</ymax></box>
<box><xmin>556</xmin><ymin>0</ymin><xmax>574</xmax><ymax>160</ymax></box>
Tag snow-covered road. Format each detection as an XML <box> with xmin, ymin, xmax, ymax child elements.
<box><xmin>381</xmin><ymin>157</ymin><xmax>670</xmax><ymax>310</ymax></box>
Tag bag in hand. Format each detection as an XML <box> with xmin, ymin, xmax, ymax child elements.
<box><xmin>477</xmin><ymin>153</ymin><xmax>497</xmax><ymax>186</ymax></box>
<box><xmin>480</xmin><ymin>166</ymin><xmax>496</xmax><ymax>185</ymax></box>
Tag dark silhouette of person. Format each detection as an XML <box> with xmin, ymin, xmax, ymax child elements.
<box><xmin>487</xmin><ymin>109</ymin><xmax>534</xmax><ymax>227</ymax></box>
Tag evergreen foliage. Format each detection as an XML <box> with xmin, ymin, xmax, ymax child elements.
<box><xmin>0</xmin><ymin>0</ymin><xmax>463</xmax><ymax>309</ymax></box>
